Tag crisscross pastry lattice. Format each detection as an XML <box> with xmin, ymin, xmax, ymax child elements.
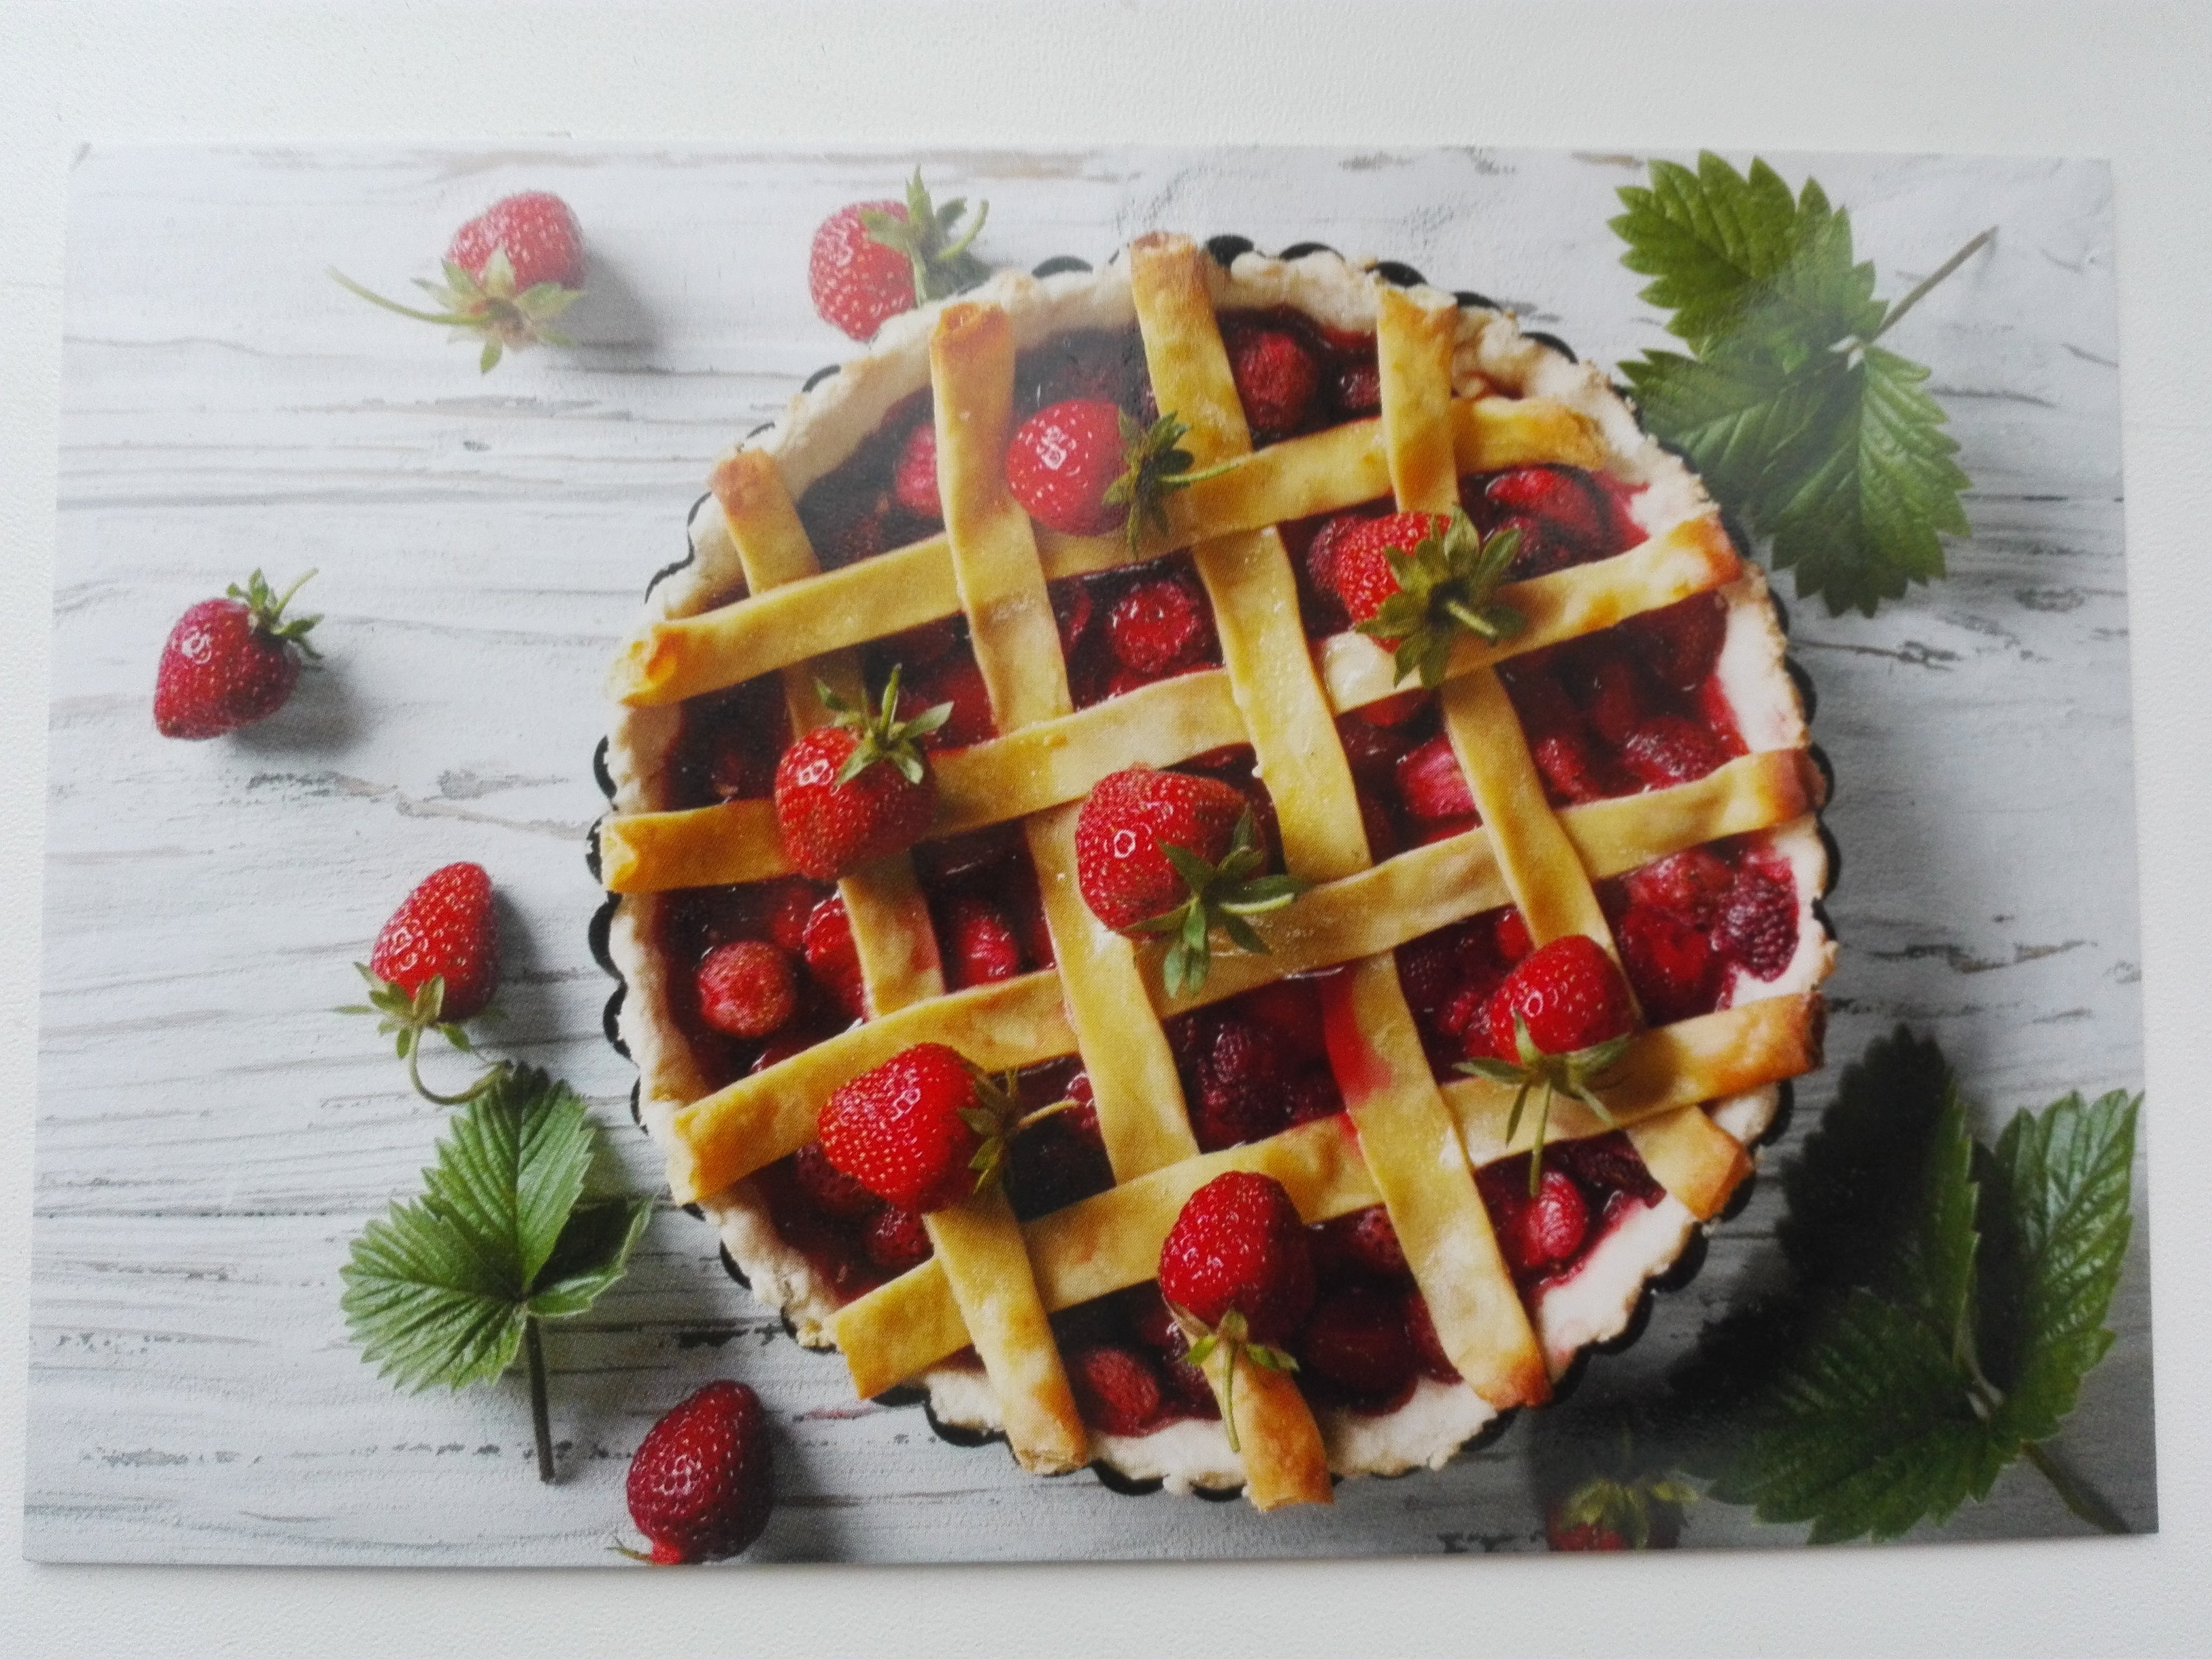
<box><xmin>603</xmin><ymin>236</ymin><xmax>1832</xmax><ymax>1507</ymax></box>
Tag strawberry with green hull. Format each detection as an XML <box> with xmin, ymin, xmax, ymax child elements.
<box><xmin>1006</xmin><ymin>399</ymin><xmax>1234</xmax><ymax>552</ymax></box>
<box><xmin>343</xmin><ymin>861</ymin><xmax>504</xmax><ymax>1105</ymax></box>
<box><xmin>332</xmin><ymin>191</ymin><xmax>585</xmax><ymax>373</ymax></box>
<box><xmin>1457</xmin><ymin>934</ymin><xmax>1637</xmax><ymax>1193</ymax></box>
<box><xmin>817</xmin><ymin>1042</ymin><xmax>1021</xmax><ymax>1214</ymax></box>
<box><xmin>772</xmin><ymin>668</ymin><xmax>951</xmax><ymax>881</ymax></box>
<box><xmin>1073</xmin><ymin>765</ymin><xmax>1311</xmax><ymax>999</ymax></box>
<box><xmin>809</xmin><ymin>170</ymin><xmax>989</xmax><ymax>340</ymax></box>
<box><xmin>624</xmin><ymin>1380</ymin><xmax>775</xmax><ymax>1564</ymax></box>
<box><xmin>1333</xmin><ymin>506</ymin><xmax>1529</xmax><ymax>689</ymax></box>
<box><xmin>153</xmin><ymin>568</ymin><xmax>321</xmax><ymax>739</ymax></box>
<box><xmin>1157</xmin><ymin>1171</ymin><xmax>1315</xmax><ymax>1451</ymax></box>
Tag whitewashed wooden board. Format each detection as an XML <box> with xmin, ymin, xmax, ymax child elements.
<box><xmin>25</xmin><ymin>146</ymin><xmax>2149</xmax><ymax>1565</ymax></box>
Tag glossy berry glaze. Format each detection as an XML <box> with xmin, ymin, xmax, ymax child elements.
<box><xmin>648</xmin><ymin>314</ymin><xmax>1804</xmax><ymax>1440</ymax></box>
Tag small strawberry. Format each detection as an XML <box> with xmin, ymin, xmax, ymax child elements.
<box><xmin>332</xmin><ymin>192</ymin><xmax>584</xmax><ymax>373</ymax></box>
<box><xmin>1006</xmin><ymin>1087</ymin><xmax>1112</xmax><ymax>1219</ymax></box>
<box><xmin>1477</xmin><ymin>1161</ymin><xmax>1592</xmax><ymax>1273</ymax></box>
<box><xmin>153</xmin><ymin>569</ymin><xmax>321</xmax><ymax>739</ymax></box>
<box><xmin>1331</xmin><ymin>356</ymin><xmax>1383</xmax><ymax>418</ymax></box>
<box><xmin>1073</xmin><ymin>766</ymin><xmax>1310</xmax><ymax>999</ymax></box>
<box><xmin>624</xmin><ymin>1380</ymin><xmax>774</xmax><ymax>1564</ymax></box>
<box><xmin>1622</xmin><ymin>848</ymin><xmax>1736</xmax><ymax>924</ymax></box>
<box><xmin>900</xmin><ymin>654</ymin><xmax>995</xmax><ymax>749</ymax></box>
<box><xmin>1616</xmin><ymin>903</ymin><xmax>1719</xmax><ymax>1025</ymax></box>
<box><xmin>891</xmin><ymin>418</ymin><xmax>942</xmax><ymax>520</ymax></box>
<box><xmin>1296</xmin><ymin>1286</ymin><xmax>1415</xmax><ymax>1406</ymax></box>
<box><xmin>1068</xmin><ymin>1345</ymin><xmax>1166</xmax><ymax>1437</ymax></box>
<box><xmin>1714</xmin><ymin>864</ymin><xmax>1799</xmax><ymax>980</ymax></box>
<box><xmin>759</xmin><ymin>878</ymin><xmax>826</xmax><ymax>954</ymax></box>
<box><xmin>1336</xmin><ymin>507</ymin><xmax>1528</xmax><ymax>688</ymax></box>
<box><xmin>808</xmin><ymin>171</ymin><xmax>988</xmax><ymax>341</ymax></box>
<box><xmin>862</xmin><ymin>1205</ymin><xmax>934</xmax><ymax>1272</ymax></box>
<box><xmin>1158</xmin><ymin>1173</ymin><xmax>1313</xmax><ymax>1448</ymax></box>
<box><xmin>942</xmin><ymin>894</ymin><xmax>1025</xmax><ymax>988</ymax></box>
<box><xmin>1006</xmin><ymin>398</ymin><xmax>1130</xmax><ymax>537</ymax></box>
<box><xmin>1392</xmin><ymin>734</ymin><xmax>1476</xmax><ymax>823</ymax></box>
<box><xmin>772</xmin><ymin>668</ymin><xmax>951</xmax><ymax>881</ymax></box>
<box><xmin>800</xmin><ymin>893</ymin><xmax>865</xmax><ymax>1019</ymax></box>
<box><xmin>1475</xmin><ymin>465</ymin><xmax>1610</xmax><ymax>550</ymax></box>
<box><xmin>344</xmin><ymin>861</ymin><xmax>502</xmax><ymax>1105</ymax></box>
<box><xmin>1620</xmin><ymin>714</ymin><xmax>1730</xmax><ymax>790</ymax></box>
<box><xmin>817</xmin><ymin>1042</ymin><xmax>1018</xmax><ymax>1214</ymax></box>
<box><xmin>1105</xmin><ymin>574</ymin><xmax>1215</xmax><ymax>676</ymax></box>
<box><xmin>1545</xmin><ymin>1471</ymin><xmax>1696</xmax><ymax>1552</ymax></box>
<box><xmin>1190</xmin><ymin>1013</ymin><xmax>1291</xmax><ymax>1151</ymax></box>
<box><xmin>792</xmin><ymin>1139</ymin><xmax>882</xmax><ymax>1222</ymax></box>
<box><xmin>1224</xmin><ymin>323</ymin><xmax>1320</xmax><ymax>440</ymax></box>
<box><xmin>1458</xmin><ymin>935</ymin><xmax>1636</xmax><ymax>1192</ymax></box>
<box><xmin>1622</xmin><ymin>592</ymin><xmax>1728</xmax><ymax>691</ymax></box>
<box><xmin>695</xmin><ymin>939</ymin><xmax>798</xmax><ymax>1040</ymax></box>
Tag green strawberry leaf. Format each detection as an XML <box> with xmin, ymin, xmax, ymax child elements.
<box><xmin>340</xmin><ymin>1065</ymin><xmax>646</xmax><ymax>1391</ymax></box>
<box><xmin>1978</xmin><ymin>1090</ymin><xmax>2140</xmax><ymax>1449</ymax></box>
<box><xmin>1613</xmin><ymin>153</ymin><xmax>1986</xmax><ymax>618</ymax></box>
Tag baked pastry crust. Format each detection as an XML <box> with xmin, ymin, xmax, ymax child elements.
<box><xmin>601</xmin><ymin>236</ymin><xmax>1834</xmax><ymax>1500</ymax></box>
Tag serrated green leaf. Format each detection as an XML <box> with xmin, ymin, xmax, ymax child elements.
<box><xmin>1718</xmin><ymin>1290</ymin><xmax>2008</xmax><ymax>1543</ymax></box>
<box><xmin>1979</xmin><ymin>1090</ymin><xmax>2138</xmax><ymax>1449</ymax></box>
<box><xmin>527</xmin><ymin>1198</ymin><xmax>652</xmax><ymax>1319</ymax></box>
<box><xmin>1890</xmin><ymin>1091</ymin><xmax>1980</xmax><ymax>1361</ymax></box>
<box><xmin>1620</xmin><ymin>345</ymin><xmax>1841</xmax><ymax>516</ymax></box>
<box><xmin>340</xmin><ymin>1065</ymin><xmax>616</xmax><ymax>1391</ymax></box>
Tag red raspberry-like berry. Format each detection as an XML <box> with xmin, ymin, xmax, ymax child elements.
<box><xmin>1006</xmin><ymin>398</ymin><xmax>1129</xmax><ymax>537</ymax></box>
<box><xmin>1297</xmin><ymin>1286</ymin><xmax>1417</xmax><ymax>1405</ymax></box>
<box><xmin>942</xmin><ymin>894</ymin><xmax>1025</xmax><ymax>988</ymax></box>
<box><xmin>1335</xmin><ymin>711</ymin><xmax>1412</xmax><ymax>790</ymax></box>
<box><xmin>901</xmin><ymin>654</ymin><xmax>995</xmax><ymax>749</ymax></box>
<box><xmin>696</xmin><ymin>939</ymin><xmax>798</xmax><ymax>1040</ymax></box>
<box><xmin>1225</xmin><ymin>324</ymin><xmax>1320</xmax><ymax>440</ymax></box>
<box><xmin>1192</xmin><ymin>1015</ymin><xmax>1292</xmax><ymax>1151</ymax></box>
<box><xmin>1617</xmin><ymin>902</ymin><xmax>1720</xmax><ymax>1025</ymax></box>
<box><xmin>1623</xmin><ymin>591</ymin><xmax>1728</xmax><ymax>691</ymax></box>
<box><xmin>1332</xmin><ymin>356</ymin><xmax>1382</xmax><ymax>418</ymax></box>
<box><xmin>792</xmin><ymin>1139</ymin><xmax>883</xmax><ymax>1222</ymax></box>
<box><xmin>1619</xmin><ymin>715</ymin><xmax>1729</xmax><ymax>789</ymax></box>
<box><xmin>1157</xmin><ymin>1171</ymin><xmax>1316</xmax><ymax>1345</ymax></box>
<box><xmin>1474</xmin><ymin>465</ymin><xmax>1609</xmax><ymax>549</ymax></box>
<box><xmin>1530</xmin><ymin>726</ymin><xmax>1615</xmax><ymax>805</ymax></box>
<box><xmin>892</xmin><ymin>418</ymin><xmax>942</xmax><ymax>521</ymax></box>
<box><xmin>1478</xmin><ymin>1162</ymin><xmax>1592</xmax><ymax>1274</ymax></box>
<box><xmin>800</xmin><ymin>894</ymin><xmax>865</xmax><ymax>1019</ymax></box>
<box><xmin>863</xmin><ymin>1205</ymin><xmax>934</xmax><ymax>1272</ymax></box>
<box><xmin>1068</xmin><ymin>1345</ymin><xmax>1165</xmax><ymax>1436</ymax></box>
<box><xmin>1714</xmin><ymin>864</ymin><xmax>1799</xmax><ymax>980</ymax></box>
<box><xmin>1284</xmin><ymin>1068</ymin><xmax>1346</xmax><ymax>1126</ymax></box>
<box><xmin>1235</xmin><ymin>977</ymin><xmax>1330</xmax><ymax>1066</ymax></box>
<box><xmin>625</xmin><ymin>1380</ymin><xmax>774</xmax><ymax>1564</ymax></box>
<box><xmin>1106</xmin><ymin>574</ymin><xmax>1215</xmax><ymax>677</ymax></box>
<box><xmin>1493</xmin><ymin>906</ymin><xmax>1532</xmax><ymax>965</ymax></box>
<box><xmin>1006</xmin><ymin>1092</ymin><xmax>1111</xmax><ymax>1220</ymax></box>
<box><xmin>1623</xmin><ymin>848</ymin><xmax>1736</xmax><ymax>924</ymax></box>
<box><xmin>1332</xmin><ymin>1205</ymin><xmax>1410</xmax><ymax>1280</ymax></box>
<box><xmin>1550</xmin><ymin>1132</ymin><xmax>1664</xmax><ymax>1205</ymax></box>
<box><xmin>756</xmin><ymin>878</ymin><xmax>824</xmax><ymax>954</ymax></box>
<box><xmin>1568</xmin><ymin>649</ymin><xmax>1652</xmax><ymax>747</ymax></box>
<box><xmin>1393</xmin><ymin>735</ymin><xmax>1476</xmax><ymax>823</ymax></box>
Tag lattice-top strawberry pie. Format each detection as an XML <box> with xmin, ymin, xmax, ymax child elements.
<box><xmin>597</xmin><ymin>232</ymin><xmax>1832</xmax><ymax>1509</ymax></box>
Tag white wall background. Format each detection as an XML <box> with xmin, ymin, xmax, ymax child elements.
<box><xmin>2</xmin><ymin>0</ymin><xmax>2207</xmax><ymax>1653</ymax></box>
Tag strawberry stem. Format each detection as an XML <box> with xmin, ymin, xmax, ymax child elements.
<box><xmin>524</xmin><ymin>1316</ymin><xmax>556</xmax><ymax>1484</ymax></box>
<box><xmin>329</xmin><ymin>268</ymin><xmax>481</xmax><ymax>326</ymax></box>
<box><xmin>1866</xmin><ymin>227</ymin><xmax>1997</xmax><ymax>346</ymax></box>
<box><xmin>405</xmin><ymin>1041</ymin><xmax>503</xmax><ymax>1108</ymax></box>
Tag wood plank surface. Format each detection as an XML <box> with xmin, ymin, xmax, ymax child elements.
<box><xmin>26</xmin><ymin>145</ymin><xmax>2150</xmax><ymax>1563</ymax></box>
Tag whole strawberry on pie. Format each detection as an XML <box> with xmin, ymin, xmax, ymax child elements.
<box><xmin>1158</xmin><ymin>1171</ymin><xmax>1314</xmax><ymax>1451</ymax></box>
<box><xmin>1073</xmin><ymin>766</ymin><xmax>1311</xmax><ymax>997</ymax></box>
<box><xmin>1006</xmin><ymin>400</ymin><xmax>1226</xmax><ymax>552</ymax></box>
<box><xmin>332</xmin><ymin>190</ymin><xmax>586</xmax><ymax>372</ymax></box>
<box><xmin>154</xmin><ymin>569</ymin><xmax>322</xmax><ymax>739</ymax></box>
<box><xmin>772</xmin><ymin>668</ymin><xmax>951</xmax><ymax>881</ymax></box>
<box><xmin>816</xmin><ymin>1041</ymin><xmax>1020</xmax><ymax>1214</ymax></box>
<box><xmin>1459</xmin><ymin>933</ymin><xmax>1639</xmax><ymax>1189</ymax></box>
<box><xmin>1331</xmin><ymin>506</ymin><xmax>1530</xmax><ymax>688</ymax></box>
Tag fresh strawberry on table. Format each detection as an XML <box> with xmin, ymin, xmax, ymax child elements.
<box><xmin>1333</xmin><ymin>506</ymin><xmax>1530</xmax><ymax>688</ymax></box>
<box><xmin>772</xmin><ymin>668</ymin><xmax>951</xmax><ymax>881</ymax></box>
<box><xmin>1458</xmin><ymin>933</ymin><xmax>1637</xmax><ymax>1192</ymax></box>
<box><xmin>1073</xmin><ymin>765</ymin><xmax>1310</xmax><ymax>998</ymax></box>
<box><xmin>625</xmin><ymin>1380</ymin><xmax>775</xmax><ymax>1564</ymax></box>
<box><xmin>817</xmin><ymin>1041</ymin><xmax>1019</xmax><ymax>1214</ymax></box>
<box><xmin>331</xmin><ymin>190</ymin><xmax>586</xmax><ymax>372</ymax></box>
<box><xmin>1157</xmin><ymin>1170</ymin><xmax>1315</xmax><ymax>1449</ymax></box>
<box><xmin>809</xmin><ymin>170</ymin><xmax>989</xmax><ymax>340</ymax></box>
<box><xmin>344</xmin><ymin>860</ymin><xmax>504</xmax><ymax>1104</ymax></box>
<box><xmin>153</xmin><ymin>568</ymin><xmax>322</xmax><ymax>739</ymax></box>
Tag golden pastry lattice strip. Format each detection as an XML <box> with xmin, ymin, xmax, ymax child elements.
<box><xmin>900</xmin><ymin>300</ymin><xmax>1089</xmax><ymax>1469</ymax></box>
<box><xmin>707</xmin><ymin>454</ymin><xmax>943</xmax><ymax>1016</ymax></box>
<box><xmin>832</xmin><ymin>992</ymin><xmax>1822</xmax><ymax>1395</ymax></box>
<box><xmin>662</xmin><ymin>770</ymin><xmax>1818</xmax><ymax>1203</ymax></box>
<box><xmin>607</xmin><ymin>395</ymin><xmax>1606</xmax><ymax>708</ymax></box>
<box><xmin>1198</xmin><ymin>1340</ymin><xmax>1333</xmax><ymax>1511</ymax></box>
<box><xmin>600</xmin><ymin>524</ymin><xmax>1739</xmax><ymax>894</ymax></box>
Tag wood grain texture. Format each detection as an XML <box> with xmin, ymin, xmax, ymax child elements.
<box><xmin>26</xmin><ymin>146</ymin><xmax>2150</xmax><ymax>1564</ymax></box>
